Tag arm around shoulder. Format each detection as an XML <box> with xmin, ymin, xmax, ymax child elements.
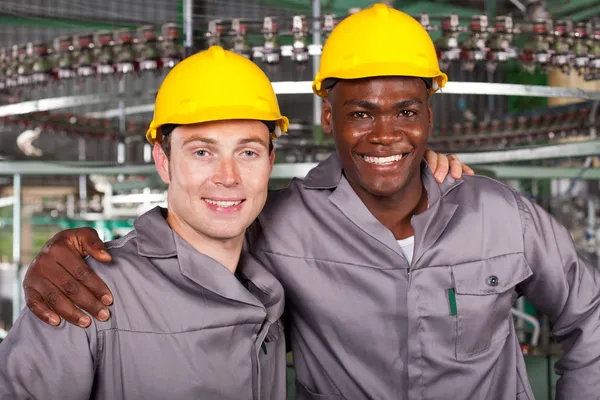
<box><xmin>0</xmin><ymin>308</ymin><xmax>98</xmax><ymax>399</ymax></box>
<box><xmin>516</xmin><ymin>194</ymin><xmax>600</xmax><ymax>399</ymax></box>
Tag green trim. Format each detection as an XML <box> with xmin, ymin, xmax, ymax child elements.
<box><xmin>549</xmin><ymin>0</ymin><xmax>600</xmax><ymax>17</ymax></box>
<box><xmin>448</xmin><ymin>288</ymin><xmax>458</xmax><ymax>316</ymax></box>
<box><xmin>0</xmin><ymin>14</ymin><xmax>135</xmax><ymax>31</ymax></box>
<box><xmin>569</xmin><ymin>5</ymin><xmax>600</xmax><ymax>21</ymax></box>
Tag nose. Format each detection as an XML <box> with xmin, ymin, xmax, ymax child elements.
<box><xmin>213</xmin><ymin>156</ymin><xmax>240</xmax><ymax>187</ymax></box>
<box><xmin>365</xmin><ymin>117</ymin><xmax>404</xmax><ymax>145</ymax></box>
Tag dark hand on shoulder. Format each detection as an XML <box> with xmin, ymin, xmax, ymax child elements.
<box><xmin>23</xmin><ymin>227</ymin><xmax>114</xmax><ymax>328</ymax></box>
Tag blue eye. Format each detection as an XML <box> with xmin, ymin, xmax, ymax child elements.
<box><xmin>195</xmin><ymin>150</ymin><xmax>208</xmax><ymax>157</ymax></box>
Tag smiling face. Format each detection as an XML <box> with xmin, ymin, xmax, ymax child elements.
<box><xmin>322</xmin><ymin>76</ymin><xmax>432</xmax><ymax>202</ymax></box>
<box><xmin>153</xmin><ymin>119</ymin><xmax>274</xmax><ymax>246</ymax></box>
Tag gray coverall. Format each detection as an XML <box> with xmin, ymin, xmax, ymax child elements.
<box><xmin>248</xmin><ymin>153</ymin><xmax>600</xmax><ymax>400</ymax></box>
<box><xmin>0</xmin><ymin>207</ymin><xmax>286</xmax><ymax>400</ymax></box>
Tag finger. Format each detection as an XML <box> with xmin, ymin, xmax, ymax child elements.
<box><xmin>449</xmin><ymin>156</ymin><xmax>463</xmax><ymax>179</ymax></box>
<box><xmin>57</xmin><ymin>247</ymin><xmax>113</xmax><ymax>306</ymax></box>
<box><xmin>434</xmin><ymin>153</ymin><xmax>450</xmax><ymax>183</ymax></box>
<box><xmin>71</xmin><ymin>227</ymin><xmax>112</xmax><ymax>263</ymax></box>
<box><xmin>37</xmin><ymin>257</ymin><xmax>110</xmax><ymax>323</ymax></box>
<box><xmin>463</xmin><ymin>164</ymin><xmax>475</xmax><ymax>175</ymax></box>
<box><xmin>24</xmin><ymin>286</ymin><xmax>61</xmax><ymax>327</ymax></box>
<box><xmin>424</xmin><ymin>149</ymin><xmax>438</xmax><ymax>172</ymax></box>
<box><xmin>35</xmin><ymin>277</ymin><xmax>94</xmax><ymax>328</ymax></box>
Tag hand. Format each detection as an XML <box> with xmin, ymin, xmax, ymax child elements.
<box><xmin>424</xmin><ymin>150</ymin><xmax>474</xmax><ymax>184</ymax></box>
<box><xmin>23</xmin><ymin>228</ymin><xmax>114</xmax><ymax>328</ymax></box>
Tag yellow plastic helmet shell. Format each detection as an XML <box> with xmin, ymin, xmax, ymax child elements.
<box><xmin>312</xmin><ymin>3</ymin><xmax>448</xmax><ymax>97</ymax></box>
<box><xmin>146</xmin><ymin>46</ymin><xmax>289</xmax><ymax>144</ymax></box>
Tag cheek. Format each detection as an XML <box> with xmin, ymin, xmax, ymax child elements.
<box><xmin>242</xmin><ymin>162</ymin><xmax>271</xmax><ymax>195</ymax></box>
<box><xmin>170</xmin><ymin>160</ymin><xmax>211</xmax><ymax>190</ymax></box>
<box><xmin>406</xmin><ymin>126</ymin><xmax>429</xmax><ymax>146</ymax></box>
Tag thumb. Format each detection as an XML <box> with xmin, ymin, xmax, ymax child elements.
<box><xmin>85</xmin><ymin>242</ymin><xmax>112</xmax><ymax>263</ymax></box>
<box><xmin>75</xmin><ymin>227</ymin><xmax>112</xmax><ymax>263</ymax></box>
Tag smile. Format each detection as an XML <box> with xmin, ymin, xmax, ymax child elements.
<box><xmin>203</xmin><ymin>199</ymin><xmax>244</xmax><ymax>208</ymax></box>
<box><xmin>360</xmin><ymin>154</ymin><xmax>405</xmax><ymax>165</ymax></box>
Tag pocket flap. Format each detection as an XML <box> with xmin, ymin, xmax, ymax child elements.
<box><xmin>452</xmin><ymin>253</ymin><xmax>533</xmax><ymax>295</ymax></box>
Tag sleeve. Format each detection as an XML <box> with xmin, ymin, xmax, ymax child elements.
<box><xmin>0</xmin><ymin>309</ymin><xmax>98</xmax><ymax>400</ymax></box>
<box><xmin>516</xmin><ymin>194</ymin><xmax>600</xmax><ymax>400</ymax></box>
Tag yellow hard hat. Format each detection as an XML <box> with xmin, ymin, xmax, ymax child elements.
<box><xmin>312</xmin><ymin>3</ymin><xmax>448</xmax><ymax>97</ymax></box>
<box><xmin>146</xmin><ymin>46</ymin><xmax>289</xmax><ymax>144</ymax></box>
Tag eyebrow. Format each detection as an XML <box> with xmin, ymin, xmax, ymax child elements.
<box><xmin>393</xmin><ymin>99</ymin><xmax>423</xmax><ymax>108</ymax></box>
<box><xmin>343</xmin><ymin>99</ymin><xmax>378</xmax><ymax>109</ymax></box>
<box><xmin>182</xmin><ymin>136</ymin><xmax>268</xmax><ymax>149</ymax></box>
<box><xmin>237</xmin><ymin>137</ymin><xmax>269</xmax><ymax>149</ymax></box>
<box><xmin>343</xmin><ymin>98</ymin><xmax>423</xmax><ymax>109</ymax></box>
<box><xmin>182</xmin><ymin>136</ymin><xmax>217</xmax><ymax>146</ymax></box>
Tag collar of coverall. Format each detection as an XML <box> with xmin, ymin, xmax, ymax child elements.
<box><xmin>302</xmin><ymin>152</ymin><xmax>464</xmax><ymax>206</ymax></box>
<box><xmin>132</xmin><ymin>206</ymin><xmax>285</xmax><ymax>316</ymax></box>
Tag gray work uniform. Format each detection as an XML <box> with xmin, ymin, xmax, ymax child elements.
<box><xmin>248</xmin><ymin>154</ymin><xmax>600</xmax><ymax>400</ymax></box>
<box><xmin>0</xmin><ymin>207</ymin><xmax>286</xmax><ymax>400</ymax></box>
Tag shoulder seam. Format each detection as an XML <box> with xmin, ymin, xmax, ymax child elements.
<box><xmin>105</xmin><ymin>231</ymin><xmax>137</xmax><ymax>250</ymax></box>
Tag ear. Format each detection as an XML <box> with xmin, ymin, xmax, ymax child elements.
<box><xmin>321</xmin><ymin>98</ymin><xmax>333</xmax><ymax>136</ymax></box>
<box><xmin>426</xmin><ymin>94</ymin><xmax>433</xmax><ymax>133</ymax></box>
<box><xmin>269</xmin><ymin>148</ymin><xmax>275</xmax><ymax>171</ymax></box>
<box><xmin>153</xmin><ymin>144</ymin><xmax>171</xmax><ymax>184</ymax></box>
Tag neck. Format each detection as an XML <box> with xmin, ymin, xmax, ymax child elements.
<box><xmin>350</xmin><ymin>168</ymin><xmax>428</xmax><ymax>240</ymax></box>
<box><xmin>166</xmin><ymin>212</ymin><xmax>243</xmax><ymax>274</ymax></box>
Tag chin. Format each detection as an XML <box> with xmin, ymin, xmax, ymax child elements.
<box><xmin>360</xmin><ymin>179</ymin><xmax>405</xmax><ymax>198</ymax></box>
<box><xmin>197</xmin><ymin>220</ymin><xmax>248</xmax><ymax>241</ymax></box>
<box><xmin>207</xmin><ymin>228</ymin><xmax>247</xmax><ymax>241</ymax></box>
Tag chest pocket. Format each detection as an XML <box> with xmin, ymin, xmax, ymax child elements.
<box><xmin>451</xmin><ymin>254</ymin><xmax>533</xmax><ymax>360</ymax></box>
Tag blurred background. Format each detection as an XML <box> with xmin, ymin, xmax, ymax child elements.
<box><xmin>1</xmin><ymin>0</ymin><xmax>600</xmax><ymax>398</ymax></box>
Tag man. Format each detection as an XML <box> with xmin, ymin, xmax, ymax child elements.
<box><xmin>26</xmin><ymin>4</ymin><xmax>600</xmax><ymax>400</ymax></box>
<box><xmin>0</xmin><ymin>46</ymin><xmax>289</xmax><ymax>399</ymax></box>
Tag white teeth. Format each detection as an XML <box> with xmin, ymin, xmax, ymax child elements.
<box><xmin>361</xmin><ymin>154</ymin><xmax>403</xmax><ymax>165</ymax></box>
<box><xmin>204</xmin><ymin>199</ymin><xmax>242</xmax><ymax>208</ymax></box>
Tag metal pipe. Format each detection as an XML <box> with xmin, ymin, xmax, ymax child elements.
<box><xmin>12</xmin><ymin>174</ymin><xmax>22</xmax><ymax>323</ymax></box>
<box><xmin>78</xmin><ymin>138</ymin><xmax>87</xmax><ymax>202</ymax></box>
<box><xmin>509</xmin><ymin>0</ymin><xmax>527</xmax><ymax>13</ymax></box>
<box><xmin>312</xmin><ymin>0</ymin><xmax>322</xmax><ymax>140</ymax></box>
<box><xmin>511</xmin><ymin>307</ymin><xmax>541</xmax><ymax>347</ymax></box>
<box><xmin>0</xmin><ymin>196</ymin><xmax>15</xmax><ymax>208</ymax></box>
<box><xmin>183</xmin><ymin>0</ymin><xmax>193</xmax><ymax>58</ymax></box>
<box><xmin>587</xmin><ymin>198</ymin><xmax>596</xmax><ymax>245</ymax></box>
<box><xmin>516</xmin><ymin>297</ymin><xmax>526</xmax><ymax>343</ymax></box>
<box><xmin>4</xmin><ymin>83</ymin><xmax>600</xmax><ymax>119</ymax></box>
<box><xmin>117</xmin><ymin>78</ymin><xmax>126</xmax><ymax>182</ymax></box>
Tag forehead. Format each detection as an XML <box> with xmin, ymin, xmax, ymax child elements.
<box><xmin>333</xmin><ymin>76</ymin><xmax>428</xmax><ymax>102</ymax></box>
<box><xmin>170</xmin><ymin>120</ymin><xmax>270</xmax><ymax>144</ymax></box>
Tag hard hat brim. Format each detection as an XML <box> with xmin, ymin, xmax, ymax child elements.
<box><xmin>313</xmin><ymin>61</ymin><xmax>448</xmax><ymax>97</ymax></box>
<box><xmin>146</xmin><ymin>106</ymin><xmax>289</xmax><ymax>145</ymax></box>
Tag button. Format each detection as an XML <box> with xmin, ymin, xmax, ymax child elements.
<box><xmin>487</xmin><ymin>275</ymin><xmax>499</xmax><ymax>286</ymax></box>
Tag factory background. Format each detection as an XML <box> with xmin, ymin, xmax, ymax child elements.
<box><xmin>1</xmin><ymin>0</ymin><xmax>600</xmax><ymax>398</ymax></box>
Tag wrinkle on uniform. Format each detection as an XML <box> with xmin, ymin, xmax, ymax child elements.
<box><xmin>0</xmin><ymin>206</ymin><xmax>286</xmax><ymax>400</ymax></box>
<box><xmin>251</xmin><ymin>153</ymin><xmax>600</xmax><ymax>400</ymax></box>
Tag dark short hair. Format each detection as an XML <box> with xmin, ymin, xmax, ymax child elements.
<box><xmin>160</xmin><ymin>122</ymin><xmax>275</xmax><ymax>158</ymax></box>
<box><xmin>323</xmin><ymin>77</ymin><xmax>433</xmax><ymax>92</ymax></box>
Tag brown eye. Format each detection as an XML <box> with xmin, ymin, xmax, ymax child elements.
<box><xmin>352</xmin><ymin>112</ymin><xmax>370</xmax><ymax>119</ymax></box>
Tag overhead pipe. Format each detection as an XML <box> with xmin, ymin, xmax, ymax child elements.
<box><xmin>511</xmin><ymin>307</ymin><xmax>541</xmax><ymax>347</ymax></box>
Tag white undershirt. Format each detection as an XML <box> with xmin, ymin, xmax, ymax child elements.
<box><xmin>397</xmin><ymin>236</ymin><xmax>415</xmax><ymax>264</ymax></box>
